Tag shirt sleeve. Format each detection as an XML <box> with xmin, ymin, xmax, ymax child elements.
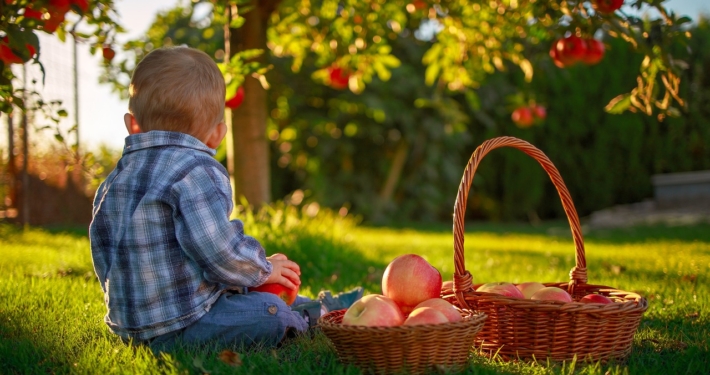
<box><xmin>171</xmin><ymin>160</ymin><xmax>272</xmax><ymax>288</ymax></box>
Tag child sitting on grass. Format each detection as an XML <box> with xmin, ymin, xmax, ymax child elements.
<box><xmin>88</xmin><ymin>46</ymin><xmax>362</xmax><ymax>351</ymax></box>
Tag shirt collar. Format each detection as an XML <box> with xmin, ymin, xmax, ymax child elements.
<box><xmin>123</xmin><ymin>131</ymin><xmax>216</xmax><ymax>157</ymax></box>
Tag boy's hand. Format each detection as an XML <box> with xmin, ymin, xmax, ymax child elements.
<box><xmin>264</xmin><ymin>253</ymin><xmax>301</xmax><ymax>290</ymax></box>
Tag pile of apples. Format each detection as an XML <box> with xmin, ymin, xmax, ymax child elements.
<box><xmin>475</xmin><ymin>281</ymin><xmax>614</xmax><ymax>304</ymax></box>
<box><xmin>341</xmin><ymin>254</ymin><xmax>463</xmax><ymax>327</ymax></box>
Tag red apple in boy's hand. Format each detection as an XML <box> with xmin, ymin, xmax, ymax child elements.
<box><xmin>403</xmin><ymin>307</ymin><xmax>449</xmax><ymax>326</ymax></box>
<box><xmin>579</xmin><ymin>294</ymin><xmax>613</xmax><ymax>304</ymax></box>
<box><xmin>251</xmin><ymin>283</ymin><xmax>299</xmax><ymax>305</ymax></box>
<box><xmin>382</xmin><ymin>254</ymin><xmax>443</xmax><ymax>314</ymax></box>
<box><xmin>413</xmin><ymin>298</ymin><xmax>462</xmax><ymax>322</ymax></box>
<box><xmin>342</xmin><ymin>294</ymin><xmax>404</xmax><ymax>327</ymax></box>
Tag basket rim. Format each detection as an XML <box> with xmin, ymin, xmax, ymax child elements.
<box><xmin>443</xmin><ymin>282</ymin><xmax>648</xmax><ymax>311</ymax></box>
<box><xmin>318</xmin><ymin>307</ymin><xmax>488</xmax><ymax>332</ymax></box>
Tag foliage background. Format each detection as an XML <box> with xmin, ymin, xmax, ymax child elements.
<box><xmin>5</xmin><ymin>6</ymin><xmax>710</xmax><ymax>226</ymax></box>
<box><xmin>266</xmin><ymin>17</ymin><xmax>710</xmax><ymax>224</ymax></box>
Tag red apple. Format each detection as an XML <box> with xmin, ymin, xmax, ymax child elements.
<box><xmin>477</xmin><ymin>282</ymin><xmax>525</xmax><ymax>299</ymax></box>
<box><xmin>593</xmin><ymin>0</ymin><xmax>624</xmax><ymax>14</ymax></box>
<box><xmin>342</xmin><ymin>294</ymin><xmax>405</xmax><ymax>327</ymax></box>
<box><xmin>225</xmin><ymin>86</ymin><xmax>245</xmax><ymax>109</ymax></box>
<box><xmin>102</xmin><ymin>46</ymin><xmax>116</xmax><ymax>62</ymax></box>
<box><xmin>412</xmin><ymin>0</ymin><xmax>427</xmax><ymax>10</ymax></box>
<box><xmin>583</xmin><ymin>38</ymin><xmax>605</xmax><ymax>65</ymax></box>
<box><xmin>530</xmin><ymin>286</ymin><xmax>572</xmax><ymax>302</ymax></box>
<box><xmin>23</xmin><ymin>7</ymin><xmax>44</xmax><ymax>21</ymax></box>
<box><xmin>552</xmin><ymin>35</ymin><xmax>588</xmax><ymax>67</ymax></box>
<box><xmin>579</xmin><ymin>294</ymin><xmax>613</xmax><ymax>304</ymax></box>
<box><xmin>516</xmin><ymin>281</ymin><xmax>546</xmax><ymax>299</ymax></box>
<box><xmin>251</xmin><ymin>283</ymin><xmax>299</xmax><ymax>306</ymax></box>
<box><xmin>382</xmin><ymin>254</ymin><xmax>443</xmax><ymax>314</ymax></box>
<box><xmin>412</xmin><ymin>298</ymin><xmax>462</xmax><ymax>323</ymax></box>
<box><xmin>532</xmin><ymin>105</ymin><xmax>547</xmax><ymax>121</ymax></box>
<box><xmin>403</xmin><ymin>307</ymin><xmax>449</xmax><ymax>326</ymax></box>
<box><xmin>0</xmin><ymin>37</ymin><xmax>36</xmax><ymax>65</ymax></box>
<box><xmin>43</xmin><ymin>12</ymin><xmax>65</xmax><ymax>33</ymax></box>
<box><xmin>328</xmin><ymin>66</ymin><xmax>349</xmax><ymax>90</ymax></box>
<box><xmin>511</xmin><ymin>106</ymin><xmax>535</xmax><ymax>128</ymax></box>
<box><xmin>549</xmin><ymin>45</ymin><xmax>566</xmax><ymax>68</ymax></box>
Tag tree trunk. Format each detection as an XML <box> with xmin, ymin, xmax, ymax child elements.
<box><xmin>226</xmin><ymin>1</ymin><xmax>279</xmax><ymax>208</ymax></box>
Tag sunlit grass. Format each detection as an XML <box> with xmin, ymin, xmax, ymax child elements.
<box><xmin>0</xmin><ymin>217</ymin><xmax>708</xmax><ymax>374</ymax></box>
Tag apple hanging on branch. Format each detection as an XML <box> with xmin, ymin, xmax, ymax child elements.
<box><xmin>0</xmin><ymin>36</ymin><xmax>36</xmax><ymax>65</ymax></box>
<box><xmin>102</xmin><ymin>45</ymin><xmax>116</xmax><ymax>62</ymax></box>
<box><xmin>225</xmin><ymin>86</ymin><xmax>245</xmax><ymax>109</ymax></box>
<box><xmin>511</xmin><ymin>103</ymin><xmax>546</xmax><ymax>128</ymax></box>
<box><xmin>327</xmin><ymin>66</ymin><xmax>350</xmax><ymax>90</ymax></box>
<box><xmin>550</xmin><ymin>36</ymin><xmax>606</xmax><ymax>68</ymax></box>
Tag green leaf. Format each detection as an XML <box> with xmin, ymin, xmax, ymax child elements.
<box><xmin>424</xmin><ymin>63</ymin><xmax>441</xmax><ymax>86</ymax></box>
<box><xmin>230</xmin><ymin>16</ymin><xmax>245</xmax><ymax>29</ymax></box>
<box><xmin>465</xmin><ymin>90</ymin><xmax>481</xmax><ymax>111</ymax></box>
<box><xmin>605</xmin><ymin>94</ymin><xmax>632</xmax><ymax>114</ymax></box>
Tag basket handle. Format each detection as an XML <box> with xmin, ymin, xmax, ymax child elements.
<box><xmin>452</xmin><ymin>136</ymin><xmax>588</xmax><ymax>309</ymax></box>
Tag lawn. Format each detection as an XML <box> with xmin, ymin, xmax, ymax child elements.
<box><xmin>0</xmin><ymin>210</ymin><xmax>707</xmax><ymax>374</ymax></box>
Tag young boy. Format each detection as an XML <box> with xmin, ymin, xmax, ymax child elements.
<box><xmin>89</xmin><ymin>46</ymin><xmax>361</xmax><ymax>350</ymax></box>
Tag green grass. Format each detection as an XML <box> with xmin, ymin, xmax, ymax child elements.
<box><xmin>0</xmin><ymin>212</ymin><xmax>708</xmax><ymax>374</ymax></box>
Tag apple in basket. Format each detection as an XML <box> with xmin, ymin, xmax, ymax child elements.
<box><xmin>579</xmin><ymin>294</ymin><xmax>613</xmax><ymax>304</ymax></box>
<box><xmin>516</xmin><ymin>281</ymin><xmax>546</xmax><ymax>299</ymax></box>
<box><xmin>341</xmin><ymin>294</ymin><xmax>405</xmax><ymax>327</ymax></box>
<box><xmin>476</xmin><ymin>282</ymin><xmax>525</xmax><ymax>299</ymax></box>
<box><xmin>530</xmin><ymin>286</ymin><xmax>573</xmax><ymax>302</ymax></box>
<box><xmin>403</xmin><ymin>307</ymin><xmax>450</xmax><ymax>326</ymax></box>
<box><xmin>382</xmin><ymin>254</ymin><xmax>442</xmax><ymax>314</ymax></box>
<box><xmin>412</xmin><ymin>298</ymin><xmax>462</xmax><ymax>323</ymax></box>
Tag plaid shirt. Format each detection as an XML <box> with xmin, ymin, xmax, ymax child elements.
<box><xmin>89</xmin><ymin>131</ymin><xmax>272</xmax><ymax>341</ymax></box>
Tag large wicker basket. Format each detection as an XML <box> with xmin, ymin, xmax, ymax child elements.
<box><xmin>318</xmin><ymin>306</ymin><xmax>487</xmax><ymax>375</ymax></box>
<box><xmin>448</xmin><ymin>136</ymin><xmax>649</xmax><ymax>362</ymax></box>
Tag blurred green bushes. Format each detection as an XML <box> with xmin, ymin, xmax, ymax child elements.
<box><xmin>96</xmin><ymin>6</ymin><xmax>710</xmax><ymax>224</ymax></box>
<box><xmin>268</xmin><ymin>18</ymin><xmax>710</xmax><ymax>223</ymax></box>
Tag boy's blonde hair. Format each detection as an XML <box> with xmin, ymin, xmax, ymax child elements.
<box><xmin>128</xmin><ymin>46</ymin><xmax>225</xmax><ymax>136</ymax></box>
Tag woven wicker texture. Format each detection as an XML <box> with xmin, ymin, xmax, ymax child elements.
<box><xmin>319</xmin><ymin>305</ymin><xmax>487</xmax><ymax>375</ymax></box>
<box><xmin>449</xmin><ymin>136</ymin><xmax>649</xmax><ymax>362</ymax></box>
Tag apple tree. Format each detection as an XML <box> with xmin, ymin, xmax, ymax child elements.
<box><xmin>1</xmin><ymin>0</ymin><xmax>124</xmax><ymax>114</ymax></box>
<box><xmin>102</xmin><ymin>0</ymin><xmax>692</xmax><ymax>208</ymax></box>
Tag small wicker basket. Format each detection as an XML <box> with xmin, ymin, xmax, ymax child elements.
<box><xmin>448</xmin><ymin>136</ymin><xmax>649</xmax><ymax>362</ymax></box>
<box><xmin>318</xmin><ymin>304</ymin><xmax>487</xmax><ymax>375</ymax></box>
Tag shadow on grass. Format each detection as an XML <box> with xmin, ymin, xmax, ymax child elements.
<box><xmin>628</xmin><ymin>314</ymin><xmax>710</xmax><ymax>374</ymax></box>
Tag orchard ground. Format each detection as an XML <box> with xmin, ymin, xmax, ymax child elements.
<box><xmin>0</xmin><ymin>210</ymin><xmax>708</xmax><ymax>374</ymax></box>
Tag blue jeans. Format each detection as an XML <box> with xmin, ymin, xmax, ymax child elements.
<box><xmin>149</xmin><ymin>291</ymin><xmax>313</xmax><ymax>351</ymax></box>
